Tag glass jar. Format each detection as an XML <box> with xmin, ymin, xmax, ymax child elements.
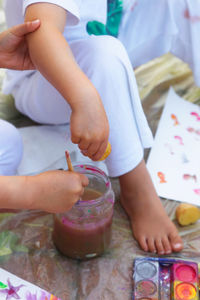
<box><xmin>52</xmin><ymin>165</ymin><xmax>115</xmax><ymax>260</ymax></box>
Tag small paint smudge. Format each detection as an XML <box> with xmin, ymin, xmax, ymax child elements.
<box><xmin>106</xmin><ymin>181</ymin><xmax>110</xmax><ymax>188</ymax></box>
<box><xmin>183</xmin><ymin>174</ymin><xmax>197</xmax><ymax>182</ymax></box>
<box><xmin>193</xmin><ymin>189</ymin><xmax>200</xmax><ymax>196</ymax></box>
<box><xmin>107</xmin><ymin>198</ymin><xmax>114</xmax><ymax>205</ymax></box>
<box><xmin>171</xmin><ymin>114</ymin><xmax>179</xmax><ymax>126</ymax></box>
<box><xmin>195</xmin><ymin>129</ymin><xmax>200</xmax><ymax>135</ymax></box>
<box><xmin>190</xmin><ymin>111</ymin><xmax>200</xmax><ymax>121</ymax></box>
<box><xmin>181</xmin><ymin>153</ymin><xmax>189</xmax><ymax>163</ymax></box>
<box><xmin>184</xmin><ymin>9</ymin><xmax>200</xmax><ymax>23</ymax></box>
<box><xmin>174</xmin><ymin>136</ymin><xmax>184</xmax><ymax>145</ymax></box>
<box><xmin>26</xmin><ymin>291</ymin><xmax>59</xmax><ymax>300</ymax></box>
<box><xmin>118</xmin><ymin>287</ymin><xmax>126</xmax><ymax>291</ymax></box>
<box><xmin>0</xmin><ymin>282</ymin><xmax>7</xmax><ymax>289</ymax></box>
<box><xmin>50</xmin><ymin>295</ymin><xmax>59</xmax><ymax>300</ymax></box>
<box><xmin>187</xmin><ymin>127</ymin><xmax>195</xmax><ymax>133</ymax></box>
<box><xmin>187</xmin><ymin>127</ymin><xmax>200</xmax><ymax>137</ymax></box>
<box><xmin>157</xmin><ymin>172</ymin><xmax>167</xmax><ymax>183</ymax></box>
<box><xmin>130</xmin><ymin>1</ymin><xmax>138</xmax><ymax>11</ymax></box>
<box><xmin>165</xmin><ymin>143</ymin><xmax>174</xmax><ymax>155</ymax></box>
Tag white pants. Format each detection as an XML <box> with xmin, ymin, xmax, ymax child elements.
<box><xmin>119</xmin><ymin>0</ymin><xmax>200</xmax><ymax>85</ymax></box>
<box><xmin>3</xmin><ymin>0</ymin><xmax>200</xmax><ymax>176</ymax></box>
<box><xmin>0</xmin><ymin>120</ymin><xmax>23</xmax><ymax>175</ymax></box>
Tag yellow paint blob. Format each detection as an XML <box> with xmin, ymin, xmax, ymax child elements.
<box><xmin>99</xmin><ymin>142</ymin><xmax>112</xmax><ymax>161</ymax></box>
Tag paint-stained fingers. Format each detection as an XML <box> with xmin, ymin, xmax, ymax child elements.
<box><xmin>91</xmin><ymin>140</ymin><xmax>108</xmax><ymax>161</ymax></box>
<box><xmin>138</xmin><ymin>236</ymin><xmax>148</xmax><ymax>252</ymax></box>
<box><xmin>147</xmin><ymin>238</ymin><xmax>157</xmax><ymax>253</ymax></box>
<box><xmin>162</xmin><ymin>236</ymin><xmax>172</xmax><ymax>254</ymax></box>
<box><xmin>155</xmin><ymin>238</ymin><xmax>165</xmax><ymax>255</ymax></box>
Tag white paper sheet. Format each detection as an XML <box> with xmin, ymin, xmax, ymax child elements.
<box><xmin>0</xmin><ymin>268</ymin><xmax>60</xmax><ymax>299</ymax></box>
<box><xmin>147</xmin><ymin>88</ymin><xmax>200</xmax><ymax>206</ymax></box>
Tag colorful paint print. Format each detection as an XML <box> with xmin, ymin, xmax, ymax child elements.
<box><xmin>133</xmin><ymin>257</ymin><xmax>199</xmax><ymax>300</ymax></box>
<box><xmin>157</xmin><ymin>172</ymin><xmax>167</xmax><ymax>183</ymax></box>
<box><xmin>171</xmin><ymin>113</ymin><xmax>179</xmax><ymax>126</ymax></box>
<box><xmin>0</xmin><ymin>279</ymin><xmax>24</xmax><ymax>299</ymax></box>
<box><xmin>0</xmin><ymin>268</ymin><xmax>61</xmax><ymax>300</ymax></box>
<box><xmin>190</xmin><ymin>111</ymin><xmax>200</xmax><ymax>121</ymax></box>
<box><xmin>147</xmin><ymin>88</ymin><xmax>200</xmax><ymax>205</ymax></box>
<box><xmin>183</xmin><ymin>174</ymin><xmax>197</xmax><ymax>182</ymax></box>
<box><xmin>174</xmin><ymin>135</ymin><xmax>184</xmax><ymax>145</ymax></box>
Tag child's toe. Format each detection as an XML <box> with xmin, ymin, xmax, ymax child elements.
<box><xmin>147</xmin><ymin>238</ymin><xmax>156</xmax><ymax>253</ymax></box>
<box><xmin>162</xmin><ymin>236</ymin><xmax>172</xmax><ymax>254</ymax></box>
<box><xmin>169</xmin><ymin>232</ymin><xmax>183</xmax><ymax>252</ymax></box>
<box><xmin>155</xmin><ymin>238</ymin><xmax>164</xmax><ymax>255</ymax></box>
<box><xmin>138</xmin><ymin>236</ymin><xmax>148</xmax><ymax>252</ymax></box>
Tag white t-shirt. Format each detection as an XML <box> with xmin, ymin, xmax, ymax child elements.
<box><xmin>3</xmin><ymin>0</ymin><xmax>112</xmax><ymax>44</ymax></box>
<box><xmin>3</xmin><ymin>0</ymin><xmax>133</xmax><ymax>40</ymax></box>
<box><xmin>4</xmin><ymin>0</ymin><xmax>107</xmax><ymax>29</ymax></box>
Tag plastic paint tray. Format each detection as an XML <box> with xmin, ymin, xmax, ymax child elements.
<box><xmin>133</xmin><ymin>257</ymin><xmax>200</xmax><ymax>300</ymax></box>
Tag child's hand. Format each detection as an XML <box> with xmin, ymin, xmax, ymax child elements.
<box><xmin>70</xmin><ymin>90</ymin><xmax>109</xmax><ymax>161</ymax></box>
<box><xmin>29</xmin><ymin>170</ymin><xmax>89</xmax><ymax>213</ymax></box>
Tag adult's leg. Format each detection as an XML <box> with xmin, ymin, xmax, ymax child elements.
<box><xmin>0</xmin><ymin>120</ymin><xmax>23</xmax><ymax>175</ymax></box>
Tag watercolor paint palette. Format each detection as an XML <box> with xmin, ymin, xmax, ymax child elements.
<box><xmin>133</xmin><ymin>257</ymin><xmax>199</xmax><ymax>300</ymax></box>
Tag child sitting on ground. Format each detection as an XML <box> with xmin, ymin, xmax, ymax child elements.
<box><xmin>4</xmin><ymin>0</ymin><xmax>198</xmax><ymax>255</ymax></box>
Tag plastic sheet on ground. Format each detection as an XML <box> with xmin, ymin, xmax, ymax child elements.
<box><xmin>0</xmin><ymin>52</ymin><xmax>200</xmax><ymax>299</ymax></box>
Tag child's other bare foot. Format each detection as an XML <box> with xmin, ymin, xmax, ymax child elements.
<box><xmin>119</xmin><ymin>160</ymin><xmax>183</xmax><ymax>255</ymax></box>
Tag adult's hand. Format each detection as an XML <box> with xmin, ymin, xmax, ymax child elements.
<box><xmin>0</xmin><ymin>20</ymin><xmax>40</xmax><ymax>70</ymax></box>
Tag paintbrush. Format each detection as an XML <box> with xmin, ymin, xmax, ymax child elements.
<box><xmin>65</xmin><ymin>150</ymin><xmax>74</xmax><ymax>172</ymax></box>
<box><xmin>65</xmin><ymin>150</ymin><xmax>82</xmax><ymax>204</ymax></box>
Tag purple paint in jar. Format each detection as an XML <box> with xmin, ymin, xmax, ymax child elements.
<box><xmin>52</xmin><ymin>165</ymin><xmax>115</xmax><ymax>260</ymax></box>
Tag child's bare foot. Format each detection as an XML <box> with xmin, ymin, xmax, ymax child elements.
<box><xmin>119</xmin><ymin>160</ymin><xmax>183</xmax><ymax>255</ymax></box>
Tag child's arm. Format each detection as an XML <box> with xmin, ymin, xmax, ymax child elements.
<box><xmin>0</xmin><ymin>170</ymin><xmax>88</xmax><ymax>213</ymax></box>
<box><xmin>25</xmin><ymin>3</ymin><xmax>109</xmax><ymax>161</ymax></box>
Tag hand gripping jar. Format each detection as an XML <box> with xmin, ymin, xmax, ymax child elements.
<box><xmin>52</xmin><ymin>165</ymin><xmax>115</xmax><ymax>260</ymax></box>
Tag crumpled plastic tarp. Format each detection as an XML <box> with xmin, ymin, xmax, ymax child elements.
<box><xmin>0</xmin><ymin>197</ymin><xmax>200</xmax><ymax>300</ymax></box>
